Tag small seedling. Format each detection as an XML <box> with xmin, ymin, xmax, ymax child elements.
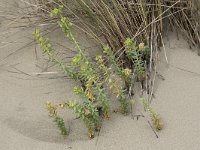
<box><xmin>141</xmin><ymin>98</ymin><xmax>162</xmax><ymax>131</ymax></box>
<box><xmin>46</xmin><ymin>101</ymin><xmax>68</xmax><ymax>135</ymax></box>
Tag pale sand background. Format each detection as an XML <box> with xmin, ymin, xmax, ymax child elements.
<box><xmin>1</xmin><ymin>1</ymin><xmax>200</xmax><ymax>150</ymax></box>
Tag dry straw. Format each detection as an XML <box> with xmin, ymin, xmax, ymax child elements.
<box><xmin>1</xmin><ymin>0</ymin><xmax>199</xmax><ymax>55</ymax></box>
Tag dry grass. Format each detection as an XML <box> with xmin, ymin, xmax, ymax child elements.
<box><xmin>2</xmin><ymin>1</ymin><xmax>199</xmax><ymax>51</ymax></box>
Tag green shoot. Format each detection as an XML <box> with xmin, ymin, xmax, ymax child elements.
<box><xmin>141</xmin><ymin>97</ymin><xmax>162</xmax><ymax>131</ymax></box>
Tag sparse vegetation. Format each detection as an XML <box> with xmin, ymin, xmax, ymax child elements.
<box><xmin>46</xmin><ymin>101</ymin><xmax>68</xmax><ymax>135</ymax></box>
<box><xmin>5</xmin><ymin>0</ymin><xmax>199</xmax><ymax>140</ymax></box>
<box><xmin>141</xmin><ymin>97</ymin><xmax>162</xmax><ymax>131</ymax></box>
<box><xmin>34</xmin><ymin>6</ymin><xmax>154</xmax><ymax>138</ymax></box>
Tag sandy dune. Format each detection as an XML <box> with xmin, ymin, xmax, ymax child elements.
<box><xmin>1</xmin><ymin>1</ymin><xmax>200</xmax><ymax>150</ymax></box>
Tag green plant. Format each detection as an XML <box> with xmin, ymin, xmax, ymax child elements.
<box><xmin>71</xmin><ymin>50</ymin><xmax>110</xmax><ymax>118</ymax></box>
<box><xmin>103</xmin><ymin>46</ymin><xmax>132</xmax><ymax>85</ymax></box>
<box><xmin>96</xmin><ymin>55</ymin><xmax>129</xmax><ymax>115</ymax></box>
<box><xmin>33</xmin><ymin>29</ymin><xmax>78</xmax><ymax>80</ymax></box>
<box><xmin>53</xmin><ymin>116</ymin><xmax>68</xmax><ymax>135</ymax></box>
<box><xmin>93</xmin><ymin>82</ymin><xmax>110</xmax><ymax>118</ymax></box>
<box><xmin>72</xmin><ymin>58</ymin><xmax>111</xmax><ymax>116</ymax></box>
<box><xmin>50</xmin><ymin>5</ymin><xmax>84</xmax><ymax>55</ymax></box>
<box><xmin>64</xmin><ymin>100</ymin><xmax>100</xmax><ymax>138</ymax></box>
<box><xmin>46</xmin><ymin>101</ymin><xmax>68</xmax><ymax>135</ymax></box>
<box><xmin>59</xmin><ymin>86</ymin><xmax>101</xmax><ymax>138</ymax></box>
<box><xmin>46</xmin><ymin>85</ymin><xmax>104</xmax><ymax>139</ymax></box>
<box><xmin>141</xmin><ymin>98</ymin><xmax>162</xmax><ymax>131</ymax></box>
<box><xmin>53</xmin><ymin>7</ymin><xmax>111</xmax><ymax>118</ymax></box>
<box><xmin>124</xmin><ymin>38</ymin><xmax>150</xmax><ymax>81</ymax></box>
<box><xmin>33</xmin><ymin>4</ymin><xmax>164</xmax><ymax>139</ymax></box>
<box><xmin>34</xmin><ymin>6</ymin><xmax>111</xmax><ymax>138</ymax></box>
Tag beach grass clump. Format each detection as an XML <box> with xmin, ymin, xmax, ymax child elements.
<box><xmin>4</xmin><ymin>0</ymin><xmax>200</xmax><ymax>54</ymax></box>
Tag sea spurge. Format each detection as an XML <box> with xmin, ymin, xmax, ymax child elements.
<box><xmin>124</xmin><ymin>38</ymin><xmax>146</xmax><ymax>81</ymax></box>
<box><xmin>34</xmin><ymin>29</ymin><xmax>78</xmax><ymax>79</ymax></box>
<box><xmin>36</xmin><ymin>5</ymin><xmax>157</xmax><ymax>139</ymax></box>
<box><xmin>103</xmin><ymin>46</ymin><xmax>122</xmax><ymax>75</ymax></box>
<box><xmin>51</xmin><ymin>6</ymin><xmax>82</xmax><ymax>53</ymax></box>
<box><xmin>71</xmin><ymin>53</ymin><xmax>82</xmax><ymax>66</ymax></box>
<box><xmin>124</xmin><ymin>38</ymin><xmax>137</xmax><ymax>51</ymax></box>
<box><xmin>96</xmin><ymin>55</ymin><xmax>129</xmax><ymax>115</ymax></box>
<box><xmin>65</xmin><ymin>101</ymin><xmax>100</xmax><ymax>138</ymax></box>
<box><xmin>50</xmin><ymin>5</ymin><xmax>63</xmax><ymax>17</ymax></box>
<box><xmin>103</xmin><ymin>46</ymin><xmax>132</xmax><ymax>87</ymax></box>
<box><xmin>141</xmin><ymin>98</ymin><xmax>162</xmax><ymax>131</ymax></box>
<box><xmin>46</xmin><ymin>101</ymin><xmax>58</xmax><ymax>117</ymax></box>
<box><xmin>118</xmin><ymin>90</ymin><xmax>129</xmax><ymax>115</ymax></box>
<box><xmin>58</xmin><ymin>17</ymin><xmax>73</xmax><ymax>38</ymax></box>
<box><xmin>34</xmin><ymin>29</ymin><xmax>53</xmax><ymax>56</ymax></box>
<box><xmin>53</xmin><ymin>116</ymin><xmax>68</xmax><ymax>135</ymax></box>
<box><xmin>46</xmin><ymin>101</ymin><xmax>68</xmax><ymax>135</ymax></box>
<box><xmin>85</xmin><ymin>79</ymin><xmax>96</xmax><ymax>102</ymax></box>
<box><xmin>93</xmin><ymin>83</ymin><xmax>110</xmax><ymax>118</ymax></box>
<box><xmin>73</xmin><ymin>86</ymin><xmax>88</xmax><ymax>100</ymax></box>
<box><xmin>121</xmin><ymin>68</ymin><xmax>132</xmax><ymax>84</ymax></box>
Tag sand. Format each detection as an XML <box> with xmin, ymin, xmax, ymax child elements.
<box><xmin>1</xmin><ymin>1</ymin><xmax>200</xmax><ymax>150</ymax></box>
